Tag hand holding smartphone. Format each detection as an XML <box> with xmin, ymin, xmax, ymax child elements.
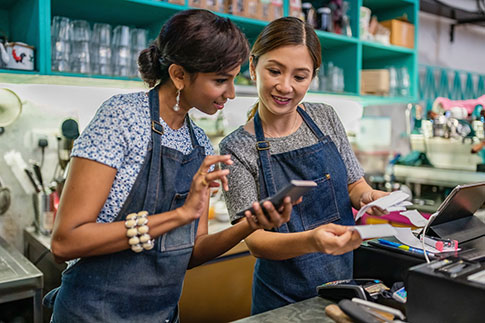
<box><xmin>236</xmin><ymin>180</ymin><xmax>317</xmax><ymax>217</ymax></box>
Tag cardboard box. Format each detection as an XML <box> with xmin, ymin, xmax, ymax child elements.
<box><xmin>167</xmin><ymin>0</ymin><xmax>185</xmax><ymax>5</ymax></box>
<box><xmin>270</xmin><ymin>0</ymin><xmax>283</xmax><ymax>20</ymax></box>
<box><xmin>289</xmin><ymin>0</ymin><xmax>302</xmax><ymax>19</ymax></box>
<box><xmin>361</xmin><ymin>69</ymin><xmax>390</xmax><ymax>95</ymax></box>
<box><xmin>245</xmin><ymin>0</ymin><xmax>261</xmax><ymax>19</ymax></box>
<box><xmin>231</xmin><ymin>0</ymin><xmax>246</xmax><ymax>17</ymax></box>
<box><xmin>260</xmin><ymin>0</ymin><xmax>271</xmax><ymax>21</ymax></box>
<box><xmin>206</xmin><ymin>0</ymin><xmax>230</xmax><ymax>13</ymax></box>
<box><xmin>380</xmin><ymin>19</ymin><xmax>414</xmax><ymax>49</ymax></box>
<box><xmin>188</xmin><ymin>0</ymin><xmax>205</xmax><ymax>7</ymax></box>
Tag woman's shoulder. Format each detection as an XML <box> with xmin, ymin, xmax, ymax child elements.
<box><xmin>98</xmin><ymin>91</ymin><xmax>149</xmax><ymax>119</ymax></box>
<box><xmin>303</xmin><ymin>101</ymin><xmax>338</xmax><ymax>118</ymax></box>
<box><xmin>220</xmin><ymin>126</ymin><xmax>254</xmax><ymax>150</ymax></box>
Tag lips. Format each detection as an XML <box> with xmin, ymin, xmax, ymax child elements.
<box><xmin>213</xmin><ymin>101</ymin><xmax>225</xmax><ymax>109</ymax></box>
<box><xmin>272</xmin><ymin>95</ymin><xmax>291</xmax><ymax>105</ymax></box>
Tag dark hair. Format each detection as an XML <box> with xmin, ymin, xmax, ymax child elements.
<box><xmin>248</xmin><ymin>17</ymin><xmax>321</xmax><ymax>120</ymax></box>
<box><xmin>138</xmin><ymin>9</ymin><xmax>250</xmax><ymax>87</ymax></box>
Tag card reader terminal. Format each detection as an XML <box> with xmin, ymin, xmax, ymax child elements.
<box><xmin>317</xmin><ymin>278</ymin><xmax>389</xmax><ymax>302</ymax></box>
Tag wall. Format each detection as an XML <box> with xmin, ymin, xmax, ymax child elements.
<box><xmin>0</xmin><ymin>83</ymin><xmax>144</xmax><ymax>249</ymax></box>
<box><xmin>418</xmin><ymin>11</ymin><xmax>485</xmax><ymax>74</ymax></box>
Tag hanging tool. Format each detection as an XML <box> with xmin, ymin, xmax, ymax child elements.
<box><xmin>32</xmin><ymin>163</ymin><xmax>45</xmax><ymax>194</ymax></box>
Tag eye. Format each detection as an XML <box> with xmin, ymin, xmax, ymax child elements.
<box><xmin>215</xmin><ymin>78</ymin><xmax>227</xmax><ymax>84</ymax></box>
<box><xmin>294</xmin><ymin>75</ymin><xmax>307</xmax><ymax>81</ymax></box>
<box><xmin>268</xmin><ymin>68</ymin><xmax>280</xmax><ymax>75</ymax></box>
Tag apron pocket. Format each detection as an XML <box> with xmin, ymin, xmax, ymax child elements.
<box><xmin>161</xmin><ymin>192</ymin><xmax>196</xmax><ymax>252</ymax></box>
<box><xmin>43</xmin><ymin>287</ymin><xmax>60</xmax><ymax>309</ymax></box>
<box><xmin>297</xmin><ymin>174</ymin><xmax>340</xmax><ymax>230</ymax></box>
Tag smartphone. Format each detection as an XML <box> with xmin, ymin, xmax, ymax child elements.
<box><xmin>236</xmin><ymin>180</ymin><xmax>317</xmax><ymax>217</ymax></box>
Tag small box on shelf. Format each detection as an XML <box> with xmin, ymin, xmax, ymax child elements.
<box><xmin>188</xmin><ymin>0</ymin><xmax>205</xmax><ymax>8</ymax></box>
<box><xmin>166</xmin><ymin>0</ymin><xmax>185</xmax><ymax>5</ymax></box>
<box><xmin>361</xmin><ymin>69</ymin><xmax>389</xmax><ymax>95</ymax></box>
<box><xmin>380</xmin><ymin>19</ymin><xmax>414</xmax><ymax>49</ymax></box>
<box><xmin>231</xmin><ymin>0</ymin><xmax>246</xmax><ymax>17</ymax></box>
<box><xmin>245</xmin><ymin>0</ymin><xmax>262</xmax><ymax>19</ymax></box>
<box><xmin>205</xmin><ymin>0</ymin><xmax>230</xmax><ymax>13</ymax></box>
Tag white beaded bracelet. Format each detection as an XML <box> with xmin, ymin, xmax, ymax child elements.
<box><xmin>125</xmin><ymin>211</ymin><xmax>154</xmax><ymax>253</ymax></box>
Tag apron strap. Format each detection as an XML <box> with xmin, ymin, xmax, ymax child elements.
<box><xmin>297</xmin><ymin>105</ymin><xmax>326</xmax><ymax>141</ymax></box>
<box><xmin>144</xmin><ymin>86</ymin><xmax>164</xmax><ymax>214</ymax></box>
<box><xmin>186</xmin><ymin>115</ymin><xmax>201</xmax><ymax>149</ymax></box>
<box><xmin>254</xmin><ymin>111</ymin><xmax>277</xmax><ymax>196</ymax></box>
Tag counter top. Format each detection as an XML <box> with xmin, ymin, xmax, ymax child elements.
<box><xmin>393</xmin><ymin>165</ymin><xmax>485</xmax><ymax>187</ymax></box>
<box><xmin>233</xmin><ymin>297</ymin><xmax>335</xmax><ymax>323</ymax></box>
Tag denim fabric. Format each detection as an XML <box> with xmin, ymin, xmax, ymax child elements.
<box><xmin>251</xmin><ymin>107</ymin><xmax>355</xmax><ymax>314</ymax></box>
<box><xmin>44</xmin><ymin>87</ymin><xmax>205</xmax><ymax>322</ymax></box>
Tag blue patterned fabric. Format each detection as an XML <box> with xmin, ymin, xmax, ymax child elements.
<box><xmin>71</xmin><ymin>91</ymin><xmax>214</xmax><ymax>224</ymax></box>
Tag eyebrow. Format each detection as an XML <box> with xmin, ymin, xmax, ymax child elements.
<box><xmin>266</xmin><ymin>59</ymin><xmax>312</xmax><ymax>73</ymax></box>
<box><xmin>216</xmin><ymin>71</ymin><xmax>238</xmax><ymax>77</ymax></box>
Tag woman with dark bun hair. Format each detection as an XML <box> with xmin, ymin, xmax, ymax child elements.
<box><xmin>220</xmin><ymin>17</ymin><xmax>388</xmax><ymax>314</ymax></box>
<box><xmin>44</xmin><ymin>9</ymin><xmax>291</xmax><ymax>322</ymax></box>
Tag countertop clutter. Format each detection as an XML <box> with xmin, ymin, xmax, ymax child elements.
<box><xmin>0</xmin><ymin>235</ymin><xmax>43</xmax><ymax>323</ymax></box>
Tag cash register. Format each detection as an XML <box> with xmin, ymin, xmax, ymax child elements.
<box><xmin>406</xmin><ymin>182</ymin><xmax>485</xmax><ymax>322</ymax></box>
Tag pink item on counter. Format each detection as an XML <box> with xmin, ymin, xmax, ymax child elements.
<box><xmin>352</xmin><ymin>208</ymin><xmax>432</xmax><ymax>226</ymax></box>
<box><xmin>432</xmin><ymin>95</ymin><xmax>485</xmax><ymax>115</ymax></box>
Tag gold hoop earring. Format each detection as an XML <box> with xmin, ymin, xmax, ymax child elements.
<box><xmin>173</xmin><ymin>89</ymin><xmax>181</xmax><ymax>112</ymax></box>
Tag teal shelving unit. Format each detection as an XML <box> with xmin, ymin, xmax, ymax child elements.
<box><xmin>0</xmin><ymin>0</ymin><xmax>419</xmax><ymax>104</ymax></box>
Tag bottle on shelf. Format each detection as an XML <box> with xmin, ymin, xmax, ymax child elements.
<box><xmin>317</xmin><ymin>7</ymin><xmax>332</xmax><ymax>32</ymax></box>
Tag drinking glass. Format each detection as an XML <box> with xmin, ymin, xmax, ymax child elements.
<box><xmin>112</xmin><ymin>25</ymin><xmax>131</xmax><ymax>77</ymax></box>
<box><xmin>70</xmin><ymin>20</ymin><xmax>91</xmax><ymax>74</ymax></box>
<box><xmin>91</xmin><ymin>23</ymin><xmax>112</xmax><ymax>75</ymax></box>
<box><xmin>130</xmin><ymin>28</ymin><xmax>147</xmax><ymax>78</ymax></box>
<box><xmin>51</xmin><ymin>16</ymin><xmax>71</xmax><ymax>72</ymax></box>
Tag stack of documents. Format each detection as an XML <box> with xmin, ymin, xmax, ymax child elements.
<box><xmin>351</xmin><ymin>191</ymin><xmax>448</xmax><ymax>255</ymax></box>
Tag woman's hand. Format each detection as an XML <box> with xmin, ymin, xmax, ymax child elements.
<box><xmin>359</xmin><ymin>189</ymin><xmax>389</xmax><ymax>216</ymax></box>
<box><xmin>178</xmin><ymin>155</ymin><xmax>233</xmax><ymax>224</ymax></box>
<box><xmin>311</xmin><ymin>223</ymin><xmax>362</xmax><ymax>255</ymax></box>
<box><xmin>244</xmin><ymin>197</ymin><xmax>292</xmax><ymax>231</ymax></box>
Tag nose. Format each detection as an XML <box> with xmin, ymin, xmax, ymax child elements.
<box><xmin>225</xmin><ymin>82</ymin><xmax>236</xmax><ymax>100</ymax></box>
<box><xmin>276</xmin><ymin>75</ymin><xmax>292</xmax><ymax>94</ymax></box>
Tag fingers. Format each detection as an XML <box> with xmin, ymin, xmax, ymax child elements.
<box><xmin>313</xmin><ymin>225</ymin><xmax>362</xmax><ymax>255</ymax></box>
<box><xmin>245</xmin><ymin>197</ymin><xmax>292</xmax><ymax>231</ymax></box>
<box><xmin>196</xmin><ymin>155</ymin><xmax>233</xmax><ymax>191</ymax></box>
<box><xmin>293</xmin><ymin>196</ymin><xmax>303</xmax><ymax>206</ymax></box>
<box><xmin>320</xmin><ymin>223</ymin><xmax>351</xmax><ymax>235</ymax></box>
<box><xmin>368</xmin><ymin>206</ymin><xmax>388</xmax><ymax>216</ymax></box>
<box><xmin>198</xmin><ymin>155</ymin><xmax>233</xmax><ymax>174</ymax></box>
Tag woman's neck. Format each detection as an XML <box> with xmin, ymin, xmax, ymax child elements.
<box><xmin>157</xmin><ymin>83</ymin><xmax>187</xmax><ymax>130</ymax></box>
<box><xmin>258</xmin><ymin>104</ymin><xmax>302</xmax><ymax>138</ymax></box>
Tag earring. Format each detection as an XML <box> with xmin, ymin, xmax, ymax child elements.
<box><xmin>173</xmin><ymin>89</ymin><xmax>180</xmax><ymax>112</ymax></box>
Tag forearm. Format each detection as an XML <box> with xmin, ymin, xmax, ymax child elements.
<box><xmin>51</xmin><ymin>208</ymin><xmax>187</xmax><ymax>262</ymax></box>
<box><xmin>245</xmin><ymin>229</ymin><xmax>316</xmax><ymax>260</ymax></box>
<box><xmin>188</xmin><ymin>219</ymin><xmax>255</xmax><ymax>268</ymax></box>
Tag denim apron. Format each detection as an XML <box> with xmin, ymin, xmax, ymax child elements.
<box><xmin>251</xmin><ymin>106</ymin><xmax>355</xmax><ymax>314</ymax></box>
<box><xmin>43</xmin><ymin>87</ymin><xmax>205</xmax><ymax>322</ymax></box>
